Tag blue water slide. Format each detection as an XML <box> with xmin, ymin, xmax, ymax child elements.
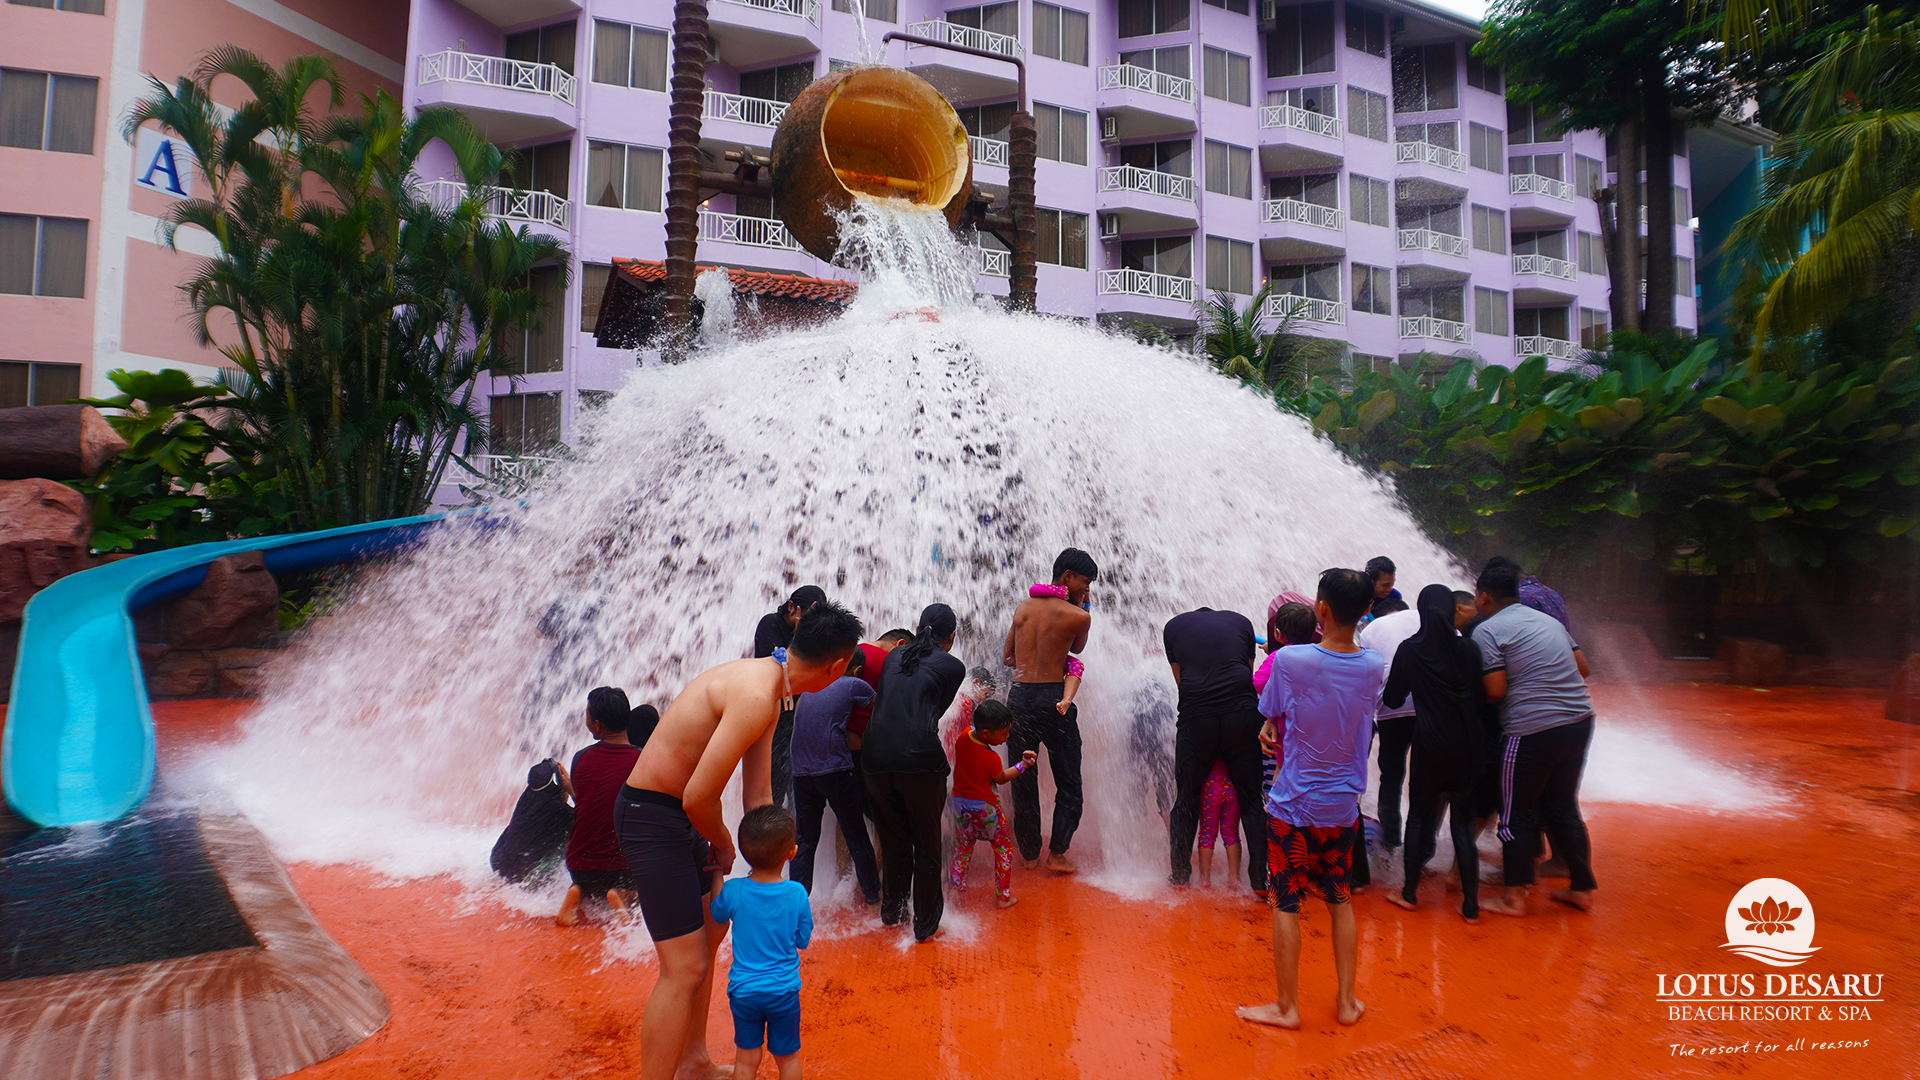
<box><xmin>3</xmin><ymin>512</ymin><xmax>466</xmax><ymax>828</ymax></box>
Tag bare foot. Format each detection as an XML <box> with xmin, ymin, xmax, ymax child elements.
<box><xmin>607</xmin><ymin>890</ymin><xmax>634</xmax><ymax>924</ymax></box>
<box><xmin>554</xmin><ymin>885</ymin><xmax>581</xmax><ymax>927</ymax></box>
<box><xmin>1350</xmin><ymin>883</ymin><xmax>1368</xmax><ymax>895</ymax></box>
<box><xmin>1336</xmin><ymin>998</ymin><xmax>1367</xmax><ymax>1026</ymax></box>
<box><xmin>1550</xmin><ymin>888</ymin><xmax>1593</xmax><ymax>911</ymax></box>
<box><xmin>1045</xmin><ymin>852</ymin><xmax>1077</xmax><ymax>874</ymax></box>
<box><xmin>1021</xmin><ymin>858</ymin><xmax>1042</xmax><ymax>871</ymax></box>
<box><xmin>673</xmin><ymin>1059</ymin><xmax>732</xmax><ymax>1080</ymax></box>
<box><xmin>1461</xmin><ymin>903</ymin><xmax>1481</xmax><ymax>925</ymax></box>
<box><xmin>1480</xmin><ymin>893</ymin><xmax>1528</xmax><ymax>917</ymax></box>
<box><xmin>1235</xmin><ymin>1003</ymin><xmax>1301</xmax><ymax>1030</ymax></box>
<box><xmin>1384</xmin><ymin>892</ymin><xmax>1417</xmax><ymax>912</ymax></box>
<box><xmin>996</xmin><ymin>895</ymin><xmax>1020</xmax><ymax>909</ymax></box>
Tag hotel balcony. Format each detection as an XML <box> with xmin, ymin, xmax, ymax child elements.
<box><xmin>1257</xmin><ymin>105</ymin><xmax>1343</xmax><ymax>171</ymax></box>
<box><xmin>1264</xmin><ymin>292</ymin><xmax>1346</xmax><ymax>328</ymax></box>
<box><xmin>415</xmin><ymin>51</ymin><xmax>576</xmax><ymax>142</ymax></box>
<box><xmin>900</xmin><ymin>21</ymin><xmax>1022</xmax><ymax>101</ymax></box>
<box><xmin>698</xmin><ymin>209</ymin><xmax>806</xmax><ymax>254</ymax></box>
<box><xmin>416</xmin><ymin>180</ymin><xmax>571</xmax><ymax>232</ymax></box>
<box><xmin>1096</xmin><ymin>64</ymin><xmax>1197</xmax><ymax>141</ymax></box>
<box><xmin>1096</xmin><ymin>268</ymin><xmax>1197</xmax><ymax>325</ymax></box>
<box><xmin>972</xmin><ymin>247</ymin><xmax>1010</xmax><ymax>278</ymax></box>
<box><xmin>1096</xmin><ymin>165</ymin><xmax>1198</xmax><ymax>232</ymax></box>
<box><xmin>970</xmin><ymin>135</ymin><xmax>1009</xmax><ymax>176</ymax></box>
<box><xmin>1517</xmin><ymin>335</ymin><xmax>1581</xmax><ymax>362</ymax></box>
<box><xmin>701</xmin><ymin>90</ymin><xmax>787</xmax><ymax>157</ymax></box>
<box><xmin>1393</xmin><ymin>140</ymin><xmax>1468</xmax><ymax>202</ymax></box>
<box><xmin>1511</xmin><ymin>252</ymin><xmax>1578</xmax><ymax>302</ymax></box>
<box><xmin>1396</xmin><ymin>228</ymin><xmax>1469</xmax><ymax>286</ymax></box>
<box><xmin>1261</xmin><ymin>198</ymin><xmax>1345</xmax><ymax>261</ymax></box>
<box><xmin>1399</xmin><ymin>314</ymin><xmax>1471</xmax><ymax>346</ymax></box>
<box><xmin>709</xmin><ymin>0</ymin><xmax>822</xmax><ymax>67</ymax></box>
<box><xmin>1508</xmin><ymin>171</ymin><xmax>1578</xmax><ymax>227</ymax></box>
<box><xmin>455</xmin><ymin>0</ymin><xmax>579</xmax><ymax>27</ymax></box>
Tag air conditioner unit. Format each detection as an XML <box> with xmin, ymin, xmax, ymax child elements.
<box><xmin>1099</xmin><ymin>213</ymin><xmax>1121</xmax><ymax>239</ymax></box>
<box><xmin>1101</xmin><ymin>115</ymin><xmax>1118</xmax><ymax>142</ymax></box>
<box><xmin>1258</xmin><ymin>0</ymin><xmax>1276</xmax><ymax>22</ymax></box>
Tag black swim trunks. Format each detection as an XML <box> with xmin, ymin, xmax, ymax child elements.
<box><xmin>615</xmin><ymin>786</ymin><xmax>716</xmax><ymax>942</ymax></box>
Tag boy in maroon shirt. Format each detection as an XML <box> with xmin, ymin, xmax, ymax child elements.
<box><xmin>556</xmin><ymin>687</ymin><xmax>651</xmax><ymax>926</ymax></box>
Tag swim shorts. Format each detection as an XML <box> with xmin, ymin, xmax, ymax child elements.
<box><xmin>730</xmin><ymin>988</ymin><xmax>802</xmax><ymax>1057</ymax></box>
<box><xmin>615</xmin><ymin>786</ymin><xmax>715</xmax><ymax>941</ymax></box>
<box><xmin>1266</xmin><ymin>815</ymin><xmax>1357</xmax><ymax>913</ymax></box>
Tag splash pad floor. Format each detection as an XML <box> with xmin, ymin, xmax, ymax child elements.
<box><xmin>132</xmin><ymin>687</ymin><xmax>1920</xmax><ymax>1077</ymax></box>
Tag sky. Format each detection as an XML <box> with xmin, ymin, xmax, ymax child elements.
<box><xmin>1423</xmin><ymin>0</ymin><xmax>1492</xmax><ymax>21</ymax></box>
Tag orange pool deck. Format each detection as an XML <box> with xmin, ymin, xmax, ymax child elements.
<box><xmin>133</xmin><ymin>686</ymin><xmax>1920</xmax><ymax>1078</ymax></box>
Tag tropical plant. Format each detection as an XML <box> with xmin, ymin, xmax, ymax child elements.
<box><xmin>123</xmin><ymin>48</ymin><xmax>568</xmax><ymax>532</ymax></box>
<box><xmin>1197</xmin><ymin>286</ymin><xmax>1342</xmax><ymax>391</ymax></box>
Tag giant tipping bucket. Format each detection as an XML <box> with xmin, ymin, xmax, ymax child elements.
<box><xmin>771</xmin><ymin>66</ymin><xmax>973</xmax><ymax>262</ymax></box>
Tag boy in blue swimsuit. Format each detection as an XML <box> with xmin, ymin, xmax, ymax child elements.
<box><xmin>710</xmin><ymin>805</ymin><xmax>813</xmax><ymax>1080</ymax></box>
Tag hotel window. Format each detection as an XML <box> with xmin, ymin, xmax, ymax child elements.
<box><xmin>579</xmin><ymin>262</ymin><xmax>611</xmax><ymax>335</ymax></box>
<box><xmin>6</xmin><ymin>0</ymin><xmax>104</xmax><ymax>11</ymax></box>
<box><xmin>1121</xmin><ymin>45</ymin><xmax>1190</xmax><ymax>80</ymax></box>
<box><xmin>1470</xmin><ymin>205</ymin><xmax>1505</xmax><ymax>253</ymax></box>
<box><xmin>1391</xmin><ymin>43</ymin><xmax>1455</xmax><ymax>112</ymax></box>
<box><xmin>1400</xmin><ymin>284</ymin><xmax>1465</xmax><ymax>322</ymax></box>
<box><xmin>1344</xmin><ymin>3</ymin><xmax>1385</xmax><ymax>56</ymax></box>
<box><xmin>0</xmin><ymin>360</ymin><xmax>81</xmax><ymax>408</ymax></box>
<box><xmin>1268</xmin><ymin>85</ymin><xmax>1336</xmax><ymax>115</ymax></box>
<box><xmin>1507</xmin><ymin>102</ymin><xmax>1563</xmax><ymax>144</ymax></box>
<box><xmin>1515</xmin><ymin>306</ymin><xmax>1570</xmax><ymax>340</ymax></box>
<box><xmin>1121</xmin><ymin>138</ymin><xmax>1191</xmax><ymax>176</ymax></box>
<box><xmin>1468</xmin><ymin>123</ymin><xmax>1503</xmax><ymax>173</ymax></box>
<box><xmin>1398</xmin><ymin>202</ymin><xmax>1462</xmax><ymax>238</ymax></box>
<box><xmin>1674</xmin><ymin>186</ymin><xmax>1691</xmax><ymax>221</ymax></box>
<box><xmin>1465</xmin><ymin>55</ymin><xmax>1501</xmax><ymax>93</ymax></box>
<box><xmin>489</xmin><ymin>392</ymin><xmax>562</xmax><ymax>456</ymax></box>
<box><xmin>1396</xmin><ymin>120</ymin><xmax>1457</xmax><ymax>151</ymax></box>
<box><xmin>833</xmin><ymin>0</ymin><xmax>898</xmax><ymax>20</ymax></box>
<box><xmin>1118</xmin><ymin>0</ymin><xmax>1190</xmax><ymax>36</ymax></box>
<box><xmin>1575</xmin><ymin>154</ymin><xmax>1604</xmax><ymax>199</ymax></box>
<box><xmin>505</xmin><ymin>22</ymin><xmax>577</xmax><ymax>74</ymax></box>
<box><xmin>1675</xmin><ymin>256</ymin><xmax>1693</xmax><ymax>296</ymax></box>
<box><xmin>503</xmin><ymin>140</ymin><xmax>571</xmax><ymax>198</ymax></box>
<box><xmin>1351</xmin><ymin>263</ymin><xmax>1392</xmax><ymax>314</ymax></box>
<box><xmin>1036</xmin><ymin>208</ymin><xmax>1089</xmax><ymax>268</ymax></box>
<box><xmin>1509</xmin><ymin>152</ymin><xmax>1563</xmax><ymax>180</ymax></box>
<box><xmin>1266</xmin><ymin>2</ymin><xmax>1335</xmax><ymax>76</ymax></box>
<box><xmin>1346</xmin><ymin>87</ymin><xmax>1388</xmax><ymax>141</ymax></box>
<box><xmin>1206</xmin><ymin>236</ymin><xmax>1254</xmax><ymax>294</ymax></box>
<box><xmin>1348</xmin><ymin>174</ymin><xmax>1389</xmax><ymax>226</ymax></box>
<box><xmin>1272</xmin><ymin>260</ymin><xmax>1339</xmax><ymax>301</ymax></box>
<box><xmin>586</xmin><ymin>142</ymin><xmax>664</xmax><ymax>211</ymax></box>
<box><xmin>1034</xmin><ymin>103</ymin><xmax>1089</xmax><ymax>164</ymax></box>
<box><xmin>0</xmin><ymin>69</ymin><xmax>97</xmax><ymax>153</ymax></box>
<box><xmin>593</xmin><ymin>22</ymin><xmax>668</xmax><ymax>91</ymax></box>
<box><xmin>740</xmin><ymin>62</ymin><xmax>814</xmax><ymax>103</ymax></box>
<box><xmin>956</xmin><ymin>102</ymin><xmax>1015</xmax><ymax>142</ymax></box>
<box><xmin>1580</xmin><ymin>307</ymin><xmax>1608</xmax><ymax>347</ymax></box>
<box><xmin>946</xmin><ymin>3</ymin><xmax>1019</xmax><ymax>36</ymax></box>
<box><xmin>1513</xmin><ymin>230</ymin><xmax>1566</xmax><ymax>258</ymax></box>
<box><xmin>1120</xmin><ymin>235</ymin><xmax>1192</xmax><ymax>277</ymax></box>
<box><xmin>1577</xmin><ymin>232</ymin><xmax>1605</xmax><ymax>275</ymax></box>
<box><xmin>1203</xmin><ymin>47</ymin><xmax>1251</xmax><ymax>105</ymax></box>
<box><xmin>1203</xmin><ymin>0</ymin><xmax>1250</xmax><ymax>14</ymax></box>
<box><xmin>1474</xmin><ymin>287</ymin><xmax>1508</xmax><ymax>336</ymax></box>
<box><xmin>1268</xmin><ymin>172</ymin><xmax>1338</xmax><ymax>207</ymax></box>
<box><xmin>1203</xmin><ymin>140</ymin><xmax>1252</xmax><ymax>198</ymax></box>
<box><xmin>1033</xmin><ymin>3</ymin><xmax>1090</xmax><ymax>64</ymax></box>
<box><xmin>0</xmin><ymin>214</ymin><xmax>85</xmax><ymax>297</ymax></box>
<box><xmin>500</xmin><ymin>266</ymin><xmax>567</xmax><ymax>375</ymax></box>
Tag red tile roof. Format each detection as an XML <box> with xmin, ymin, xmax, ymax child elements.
<box><xmin>612</xmin><ymin>258</ymin><xmax>858</xmax><ymax>305</ymax></box>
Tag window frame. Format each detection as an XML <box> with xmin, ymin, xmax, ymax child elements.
<box><xmin>1202</xmin><ymin>46</ymin><xmax>1251</xmax><ymax>106</ymax></box>
<box><xmin>592</xmin><ymin>20</ymin><xmax>669</xmax><ymax>91</ymax></box>
<box><xmin>1205</xmin><ymin>235</ymin><xmax>1255</xmax><ymax>295</ymax></box>
<box><xmin>1203</xmin><ymin>139</ymin><xmax>1252</xmax><ymax>198</ymax></box>
<box><xmin>1032</xmin><ymin>2</ymin><xmax>1090</xmax><ymax>65</ymax></box>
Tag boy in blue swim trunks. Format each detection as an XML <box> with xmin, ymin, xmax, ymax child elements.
<box><xmin>710</xmin><ymin>805</ymin><xmax>813</xmax><ymax>1080</ymax></box>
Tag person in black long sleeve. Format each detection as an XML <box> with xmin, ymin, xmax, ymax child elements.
<box><xmin>861</xmin><ymin>603</ymin><xmax>965</xmax><ymax>942</ymax></box>
<box><xmin>754</xmin><ymin>585</ymin><xmax>827</xmax><ymax>809</ymax></box>
<box><xmin>1381</xmin><ymin>584</ymin><xmax>1487</xmax><ymax>923</ymax></box>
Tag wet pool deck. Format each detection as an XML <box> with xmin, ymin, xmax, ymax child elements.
<box><xmin>156</xmin><ymin>686</ymin><xmax>1918</xmax><ymax>1078</ymax></box>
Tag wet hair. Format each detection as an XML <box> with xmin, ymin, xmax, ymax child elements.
<box><xmin>878</xmin><ymin>628</ymin><xmax>914</xmax><ymax>644</ymax></box>
<box><xmin>968</xmin><ymin>665</ymin><xmax>998</xmax><ymax>691</ymax></box>
<box><xmin>844</xmin><ymin>646</ymin><xmax>866</xmax><ymax>678</ymax></box>
<box><xmin>587</xmin><ymin>686</ymin><xmax>632</xmax><ymax>731</ymax></box>
<box><xmin>738</xmin><ymin>805</ymin><xmax>797</xmax><ymax>870</ymax></box>
<box><xmin>788</xmin><ymin>585</ymin><xmax>827</xmax><ymax>609</ymax></box>
<box><xmin>1372</xmin><ymin>596</ymin><xmax>1410</xmax><ymax>617</ymax></box>
<box><xmin>1476</xmin><ymin>560</ymin><xmax>1521</xmax><ymax>600</ymax></box>
<box><xmin>1365</xmin><ymin>556</ymin><xmax>1397</xmax><ymax>580</ymax></box>
<box><xmin>1053</xmin><ymin>547</ymin><xmax>1099</xmax><ymax>583</ymax></box>
<box><xmin>1271</xmin><ymin>602</ymin><xmax>1316</xmax><ymax>647</ymax></box>
<box><xmin>789</xmin><ymin>600</ymin><xmax>865</xmax><ymax>664</ymax></box>
<box><xmin>628</xmin><ymin>704</ymin><xmax>661</xmax><ymax>747</ymax></box>
<box><xmin>895</xmin><ymin>603</ymin><xmax>957</xmax><ymax>676</ymax></box>
<box><xmin>1452</xmin><ymin>590</ymin><xmax>1476</xmax><ymax>609</ymax></box>
<box><xmin>973</xmin><ymin>698</ymin><xmax>1014</xmax><ymax>732</ymax></box>
<box><xmin>1318</xmin><ymin>568</ymin><xmax>1375</xmax><ymax>626</ymax></box>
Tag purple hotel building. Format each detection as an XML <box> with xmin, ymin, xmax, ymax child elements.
<box><xmin>398</xmin><ymin>0</ymin><xmax>1705</xmax><ymax>451</ymax></box>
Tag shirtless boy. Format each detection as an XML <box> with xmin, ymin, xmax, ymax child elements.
<box><xmin>619</xmin><ymin>602</ymin><xmax>864</xmax><ymax>1080</ymax></box>
<box><xmin>1001</xmin><ymin>548</ymin><xmax>1097</xmax><ymax>872</ymax></box>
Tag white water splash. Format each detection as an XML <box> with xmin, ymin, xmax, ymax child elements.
<box><xmin>694</xmin><ymin>267</ymin><xmax>738</xmax><ymax>348</ymax></box>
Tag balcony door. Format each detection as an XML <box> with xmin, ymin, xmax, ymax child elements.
<box><xmin>1119</xmin><ymin>45</ymin><xmax>1190</xmax><ymax>80</ymax></box>
<box><xmin>1119</xmin><ymin>138</ymin><xmax>1192</xmax><ymax>177</ymax></box>
<box><xmin>1399</xmin><ymin>285</ymin><xmax>1464</xmax><ymax>322</ymax></box>
<box><xmin>1270</xmin><ymin>261</ymin><xmax>1340</xmax><ymax>301</ymax></box>
<box><xmin>505</xmin><ymin>21</ymin><xmax>577</xmax><ymax>74</ymax></box>
<box><xmin>1120</xmin><ymin>235</ymin><xmax>1193</xmax><ymax>278</ymax></box>
<box><xmin>1512</xmin><ymin>229</ymin><xmax>1566</xmax><ymax>259</ymax></box>
<box><xmin>1397</xmin><ymin>202</ymin><xmax>1462</xmax><ymax>237</ymax></box>
<box><xmin>1515</xmin><ymin>306</ymin><xmax>1571</xmax><ymax>340</ymax></box>
<box><xmin>502</xmin><ymin>140</ymin><xmax>571</xmax><ymax>198</ymax></box>
<box><xmin>739</xmin><ymin>61</ymin><xmax>814</xmax><ymax>103</ymax></box>
<box><xmin>1268</xmin><ymin>172</ymin><xmax>1338</xmax><ymax>207</ymax></box>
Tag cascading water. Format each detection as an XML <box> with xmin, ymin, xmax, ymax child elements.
<box><xmin>193</xmin><ymin>199</ymin><xmax>1782</xmax><ymax>931</ymax></box>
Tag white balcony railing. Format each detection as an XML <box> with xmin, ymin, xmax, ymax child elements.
<box><xmin>1400</xmin><ymin>315</ymin><xmax>1472</xmax><ymax>343</ymax></box>
<box><xmin>976</xmin><ymin>247</ymin><xmax>1010</xmax><ymax>277</ymax></box>
<box><xmin>418</xmin><ymin>50</ymin><xmax>576</xmax><ymax>105</ymax></box>
<box><xmin>416</xmin><ymin>180</ymin><xmax>572</xmax><ymax>229</ymax></box>
<box><xmin>698</xmin><ymin>209</ymin><xmax>804</xmax><ymax>251</ymax></box>
<box><xmin>1397</xmin><ymin>227</ymin><xmax>1467</xmax><ymax>257</ymax></box>
<box><xmin>1099</xmin><ymin>164</ymin><xmax>1196</xmax><ymax>201</ymax></box>
<box><xmin>970</xmin><ymin>135</ymin><xmax>1009</xmax><ymax>167</ymax></box>
<box><xmin>1394</xmin><ymin>140</ymin><xmax>1464</xmax><ymax>172</ymax></box>
<box><xmin>1258</xmin><ymin>104</ymin><xmax>1343</xmax><ymax>139</ymax></box>
<box><xmin>460</xmin><ymin>454</ymin><xmax>559</xmax><ymax>494</ymax></box>
<box><xmin>907</xmin><ymin>19</ymin><xmax>1023</xmax><ymax>58</ymax></box>
<box><xmin>1510</xmin><ymin>172</ymin><xmax>1573</xmax><ymax>201</ymax></box>
<box><xmin>1517</xmin><ymin>335</ymin><xmax>1580</xmax><ymax>360</ymax></box>
<box><xmin>1263</xmin><ymin>198</ymin><xmax>1345</xmax><ymax>231</ymax></box>
<box><xmin>1512</xmin><ymin>252</ymin><xmax>1576</xmax><ymax>280</ymax></box>
<box><xmin>1098</xmin><ymin>63</ymin><xmax>1196</xmax><ymax>104</ymax></box>
<box><xmin>1265</xmin><ymin>293</ymin><xmax>1346</xmax><ymax>325</ymax></box>
<box><xmin>1099</xmin><ymin>268</ymin><xmax>1196</xmax><ymax>302</ymax></box>
<box><xmin>718</xmin><ymin>0</ymin><xmax>821</xmax><ymax>25</ymax></box>
<box><xmin>704</xmin><ymin>90</ymin><xmax>789</xmax><ymax>128</ymax></box>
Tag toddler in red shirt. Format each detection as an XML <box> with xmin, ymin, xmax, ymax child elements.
<box><xmin>947</xmin><ymin>699</ymin><xmax>1035</xmax><ymax>908</ymax></box>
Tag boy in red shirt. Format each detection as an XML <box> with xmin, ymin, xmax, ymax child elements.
<box><xmin>556</xmin><ymin>687</ymin><xmax>650</xmax><ymax>926</ymax></box>
<box><xmin>947</xmin><ymin>699</ymin><xmax>1036</xmax><ymax>909</ymax></box>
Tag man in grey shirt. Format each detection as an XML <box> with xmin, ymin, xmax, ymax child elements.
<box><xmin>1471</xmin><ymin>560</ymin><xmax>1597</xmax><ymax>918</ymax></box>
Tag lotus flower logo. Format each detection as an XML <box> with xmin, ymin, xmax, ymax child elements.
<box><xmin>1738</xmin><ymin>897</ymin><xmax>1800</xmax><ymax>936</ymax></box>
<box><xmin>1722</xmin><ymin>878</ymin><xmax>1820</xmax><ymax>967</ymax></box>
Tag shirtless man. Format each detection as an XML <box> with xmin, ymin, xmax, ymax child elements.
<box><xmin>1002</xmin><ymin>548</ymin><xmax>1097</xmax><ymax>872</ymax></box>
<box><xmin>618</xmin><ymin>602</ymin><xmax>864</xmax><ymax>1080</ymax></box>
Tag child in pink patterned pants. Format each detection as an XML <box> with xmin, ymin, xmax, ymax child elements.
<box><xmin>949</xmin><ymin>700</ymin><xmax>1035</xmax><ymax>908</ymax></box>
<box><xmin>1196</xmin><ymin>759</ymin><xmax>1241</xmax><ymax>887</ymax></box>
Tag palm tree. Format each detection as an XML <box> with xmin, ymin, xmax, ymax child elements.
<box><xmin>1197</xmin><ymin>285</ymin><xmax>1342</xmax><ymax>391</ymax></box>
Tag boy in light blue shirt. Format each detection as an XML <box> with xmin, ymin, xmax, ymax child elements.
<box><xmin>708</xmin><ymin>805</ymin><xmax>813</xmax><ymax>1079</ymax></box>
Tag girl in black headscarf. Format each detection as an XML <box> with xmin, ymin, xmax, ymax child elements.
<box><xmin>1381</xmin><ymin>584</ymin><xmax>1486</xmax><ymax>922</ymax></box>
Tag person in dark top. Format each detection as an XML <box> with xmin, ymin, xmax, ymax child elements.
<box><xmin>754</xmin><ymin>585</ymin><xmax>827</xmax><ymax>811</ymax></box>
<box><xmin>490</xmin><ymin>759</ymin><xmax>573</xmax><ymax>886</ymax></box>
<box><xmin>862</xmin><ymin>603</ymin><xmax>966</xmax><ymax>942</ymax></box>
<box><xmin>558</xmin><ymin>688</ymin><xmax>649</xmax><ymax>926</ymax></box>
<box><xmin>788</xmin><ymin>649</ymin><xmax>881</xmax><ymax>904</ymax></box>
<box><xmin>1162</xmin><ymin>606</ymin><xmax>1268</xmax><ymax>894</ymax></box>
<box><xmin>1380</xmin><ymin>585</ymin><xmax>1486</xmax><ymax>923</ymax></box>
